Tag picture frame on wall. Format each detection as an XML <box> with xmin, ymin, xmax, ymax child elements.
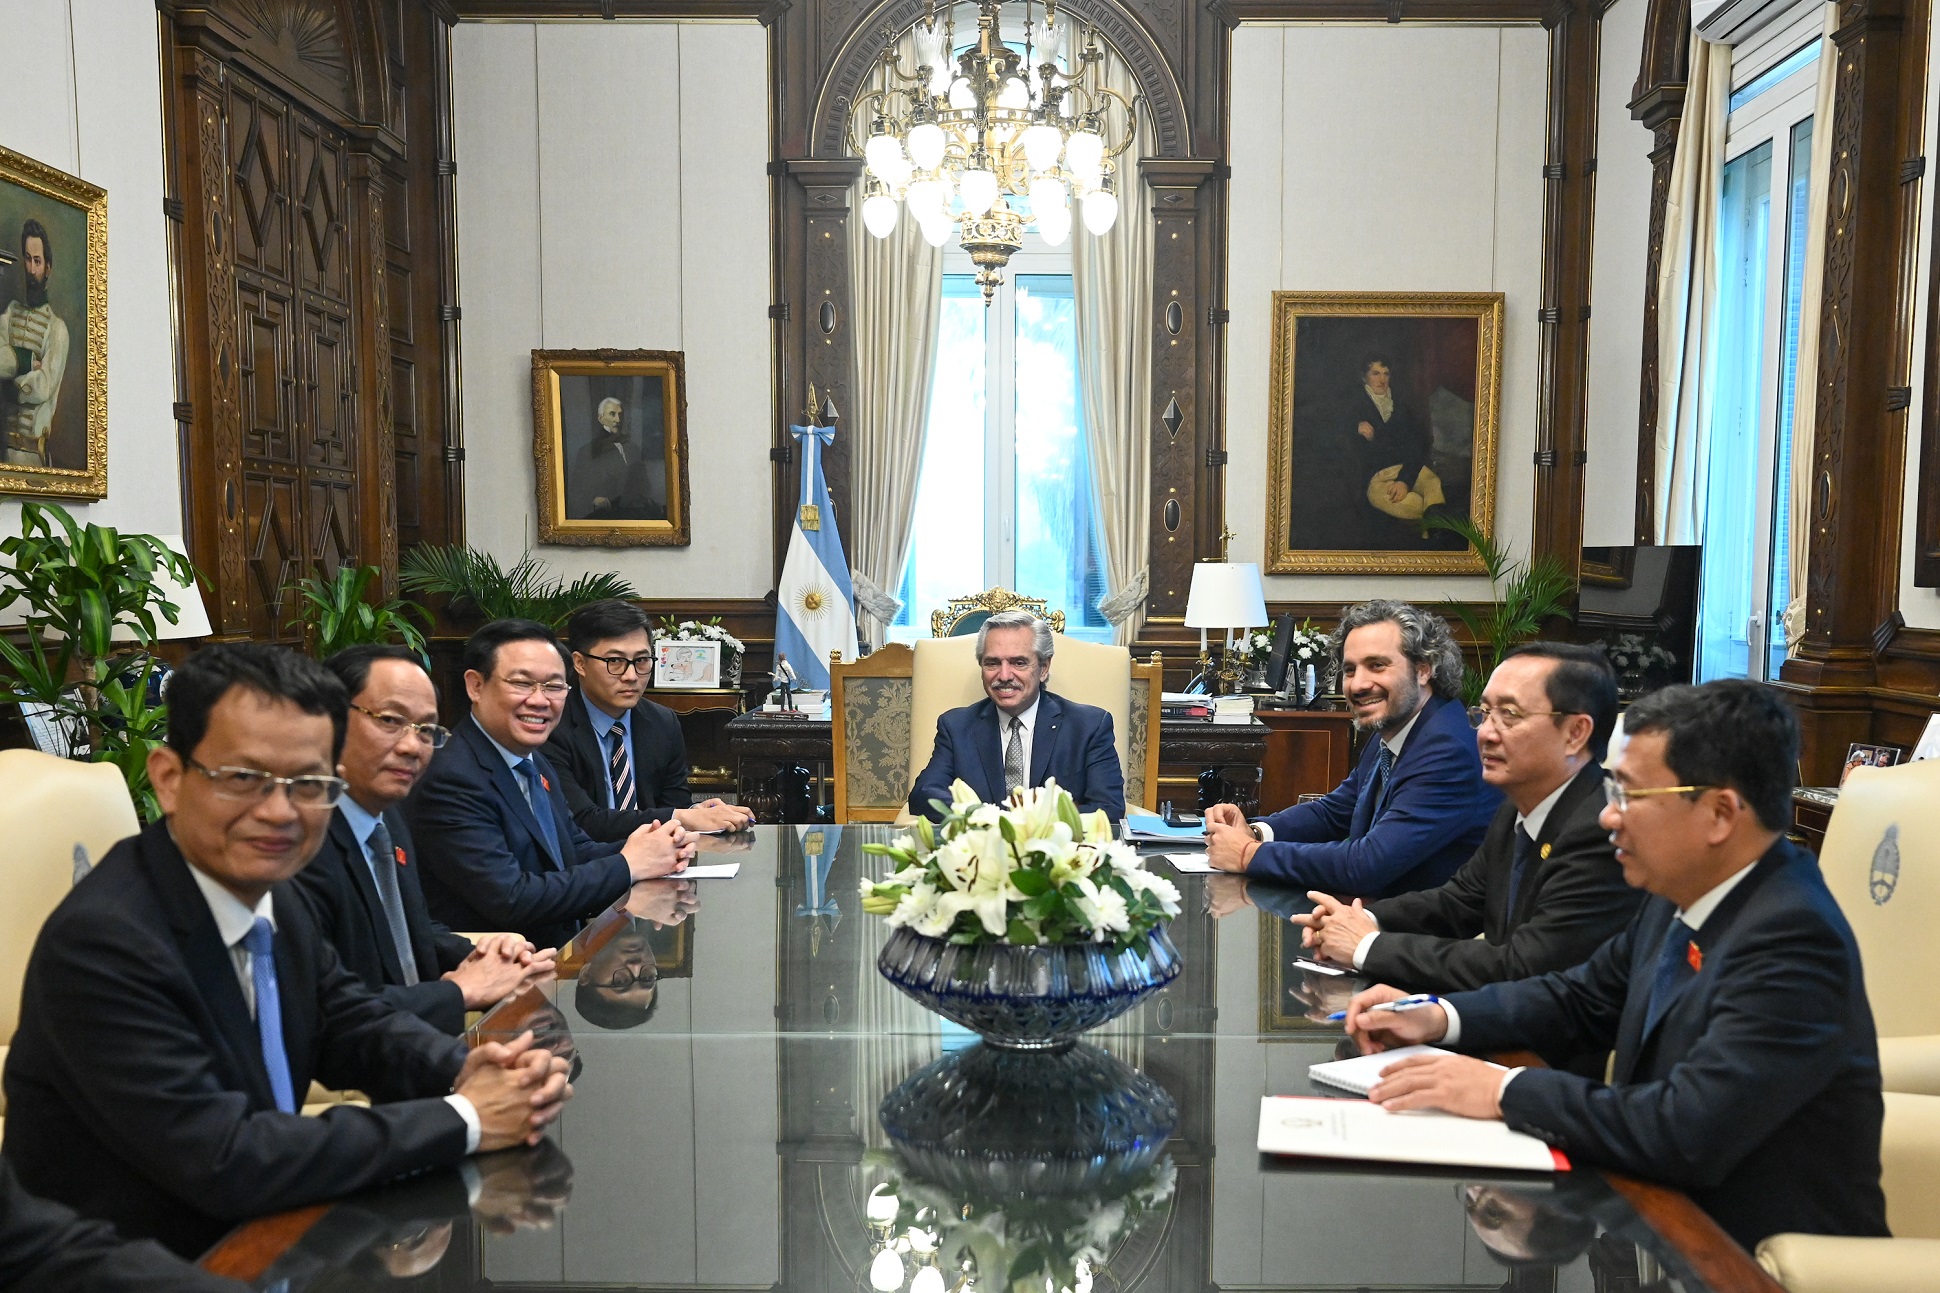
<box><xmin>654</xmin><ymin>638</ymin><xmax>721</xmax><ymax>689</ymax></box>
<box><xmin>533</xmin><ymin>348</ymin><xmax>691</xmax><ymax>547</ymax></box>
<box><xmin>1264</xmin><ymin>291</ymin><xmax>1504</xmax><ymax>576</ymax></box>
<box><xmin>0</xmin><ymin>144</ymin><xmax>107</xmax><ymax>501</ymax></box>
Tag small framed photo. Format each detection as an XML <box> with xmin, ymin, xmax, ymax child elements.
<box><xmin>654</xmin><ymin>639</ymin><xmax>721</xmax><ymax>689</ymax></box>
<box><xmin>1841</xmin><ymin>742</ymin><xmax>1903</xmax><ymax>784</ymax></box>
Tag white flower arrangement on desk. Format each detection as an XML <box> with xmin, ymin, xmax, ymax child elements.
<box><xmin>858</xmin><ymin>780</ymin><xmax>1181</xmax><ymax>954</ymax></box>
<box><xmin>653</xmin><ymin>617</ymin><xmax>745</xmax><ymax>662</ymax></box>
<box><xmin>1229</xmin><ymin>620</ymin><xmax>1329</xmax><ymax>666</ymax></box>
<box><xmin>1602</xmin><ymin>632</ymin><xmax>1676</xmax><ymax>675</ymax></box>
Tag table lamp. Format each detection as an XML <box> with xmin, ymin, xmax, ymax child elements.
<box><xmin>1184</xmin><ymin>561</ymin><xmax>1268</xmax><ymax>693</ymax></box>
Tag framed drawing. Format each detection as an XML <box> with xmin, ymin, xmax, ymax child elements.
<box><xmin>655</xmin><ymin>639</ymin><xmax>721</xmax><ymax>689</ymax></box>
<box><xmin>1265</xmin><ymin>292</ymin><xmax>1504</xmax><ymax>575</ymax></box>
<box><xmin>533</xmin><ymin>348</ymin><xmax>690</xmax><ymax>546</ymax></box>
<box><xmin>0</xmin><ymin>145</ymin><xmax>107</xmax><ymax>500</ymax></box>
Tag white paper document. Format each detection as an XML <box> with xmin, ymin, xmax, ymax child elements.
<box><xmin>1164</xmin><ymin>852</ymin><xmax>1216</xmax><ymax>873</ymax></box>
<box><xmin>677</xmin><ymin>863</ymin><xmax>742</xmax><ymax>879</ymax></box>
<box><xmin>1308</xmin><ymin>1045</ymin><xmax>1455</xmax><ymax>1094</ymax></box>
<box><xmin>1258</xmin><ymin>1096</ymin><xmax>1568</xmax><ymax>1172</ymax></box>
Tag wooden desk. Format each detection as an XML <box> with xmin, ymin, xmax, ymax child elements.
<box><xmin>1791</xmin><ymin>786</ymin><xmax>1838</xmax><ymax>855</ymax></box>
<box><xmin>642</xmin><ymin>686</ymin><xmax>746</xmax><ymax>799</ymax></box>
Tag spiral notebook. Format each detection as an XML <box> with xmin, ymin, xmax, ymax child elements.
<box><xmin>1307</xmin><ymin>1045</ymin><xmax>1455</xmax><ymax>1095</ymax></box>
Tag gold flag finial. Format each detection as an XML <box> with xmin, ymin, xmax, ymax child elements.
<box><xmin>806</xmin><ymin>382</ymin><xmax>820</xmax><ymax>426</ymax></box>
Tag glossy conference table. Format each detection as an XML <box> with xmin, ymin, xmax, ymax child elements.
<box><xmin>202</xmin><ymin>826</ymin><xmax>1782</xmax><ymax>1292</ymax></box>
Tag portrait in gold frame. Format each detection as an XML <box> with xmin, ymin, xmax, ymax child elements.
<box><xmin>0</xmin><ymin>144</ymin><xmax>108</xmax><ymax>501</ymax></box>
<box><xmin>1264</xmin><ymin>292</ymin><xmax>1503</xmax><ymax>576</ymax></box>
<box><xmin>533</xmin><ymin>348</ymin><xmax>691</xmax><ymax>547</ymax></box>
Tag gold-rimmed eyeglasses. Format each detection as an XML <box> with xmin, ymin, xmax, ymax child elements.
<box><xmin>580</xmin><ymin>652</ymin><xmax>656</xmax><ymax>678</ymax></box>
<box><xmin>185</xmin><ymin>758</ymin><xmax>347</xmax><ymax>808</ymax></box>
<box><xmin>351</xmin><ymin>704</ymin><xmax>452</xmax><ymax>749</ymax></box>
<box><xmin>1600</xmin><ymin>777</ymin><xmax>1718</xmax><ymax>811</ymax></box>
<box><xmin>1467</xmin><ymin>704</ymin><xmax>1579</xmax><ymax>731</ymax></box>
<box><xmin>498</xmin><ymin>676</ymin><xmax>571</xmax><ymax>700</ymax></box>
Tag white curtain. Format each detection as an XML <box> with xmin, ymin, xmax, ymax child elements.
<box><xmin>849</xmin><ymin>107</ymin><xmax>944</xmax><ymax>646</ymax></box>
<box><xmin>1781</xmin><ymin>2</ymin><xmax>1839</xmax><ymax>651</ymax></box>
<box><xmin>1072</xmin><ymin>48</ymin><xmax>1155</xmax><ymax>645</ymax></box>
<box><xmin>1652</xmin><ymin>34</ymin><xmax>1732</xmax><ymax>544</ymax></box>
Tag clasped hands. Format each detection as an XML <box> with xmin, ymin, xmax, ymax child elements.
<box><xmin>1344</xmin><ymin>984</ymin><xmax>1507</xmax><ymax>1120</ymax></box>
<box><xmin>454</xmin><ymin>1029</ymin><xmax>574</xmax><ymax>1153</ymax></box>
<box><xmin>1290</xmin><ymin>892</ymin><xmax>1378</xmax><ymax>966</ymax></box>
<box><xmin>1202</xmin><ymin>803</ymin><xmax>1260</xmax><ymax>872</ymax></box>
<box><xmin>446</xmin><ymin>934</ymin><xmax>556</xmax><ymax>1011</ymax></box>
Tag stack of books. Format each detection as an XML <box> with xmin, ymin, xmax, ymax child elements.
<box><xmin>1160</xmin><ymin>691</ymin><xmax>1211</xmax><ymax>720</ymax></box>
<box><xmin>1212</xmin><ymin>694</ymin><xmax>1256</xmax><ymax>725</ymax></box>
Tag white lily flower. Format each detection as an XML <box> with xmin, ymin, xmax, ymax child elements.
<box><xmin>949</xmin><ymin>779</ymin><xmax>983</xmax><ymax>810</ymax></box>
<box><xmin>889</xmin><ymin>881</ymin><xmax>940</xmax><ymax>930</ymax></box>
<box><xmin>1083</xmin><ymin>808</ymin><xmax>1114</xmax><ymax>844</ymax></box>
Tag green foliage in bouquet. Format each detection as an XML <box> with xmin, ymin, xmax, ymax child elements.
<box><xmin>859</xmin><ymin>780</ymin><xmax>1181</xmax><ymax>955</ymax></box>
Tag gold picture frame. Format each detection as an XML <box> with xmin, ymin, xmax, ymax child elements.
<box><xmin>532</xmin><ymin>348</ymin><xmax>690</xmax><ymax>546</ymax></box>
<box><xmin>0</xmin><ymin>144</ymin><xmax>107</xmax><ymax>500</ymax></box>
<box><xmin>1264</xmin><ymin>291</ymin><xmax>1504</xmax><ymax>575</ymax></box>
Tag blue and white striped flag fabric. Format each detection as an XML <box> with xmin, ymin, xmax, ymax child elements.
<box><xmin>774</xmin><ymin>423</ymin><xmax>859</xmax><ymax>691</ymax></box>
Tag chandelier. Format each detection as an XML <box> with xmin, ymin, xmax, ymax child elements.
<box><xmin>849</xmin><ymin>0</ymin><xmax>1137</xmax><ymax>302</ymax></box>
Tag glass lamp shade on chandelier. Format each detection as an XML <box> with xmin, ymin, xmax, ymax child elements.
<box><xmin>850</xmin><ymin>0</ymin><xmax>1137</xmax><ymax>302</ymax></box>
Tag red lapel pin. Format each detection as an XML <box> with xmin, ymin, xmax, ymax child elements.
<box><xmin>1686</xmin><ymin>941</ymin><xmax>1703</xmax><ymax>973</ymax></box>
<box><xmin>541</xmin><ymin>775</ymin><xmax>551</xmax><ymax>792</ymax></box>
<box><xmin>394</xmin><ymin>846</ymin><xmax>407</xmax><ymax>867</ymax></box>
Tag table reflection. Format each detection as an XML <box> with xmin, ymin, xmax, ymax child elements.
<box><xmin>213</xmin><ymin>825</ymin><xmax>1743</xmax><ymax>1291</ymax></box>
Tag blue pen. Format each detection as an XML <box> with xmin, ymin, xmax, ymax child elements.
<box><xmin>1324</xmin><ymin>993</ymin><xmax>1442</xmax><ymax>1022</ymax></box>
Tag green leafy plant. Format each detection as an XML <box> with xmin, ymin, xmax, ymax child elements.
<box><xmin>399</xmin><ymin>544</ymin><xmax>637</xmax><ymax>629</ymax></box>
<box><xmin>1424</xmin><ymin>513</ymin><xmax>1574</xmax><ymax>706</ymax></box>
<box><xmin>0</xmin><ymin>501</ymin><xmax>201</xmax><ymax>818</ymax></box>
<box><xmin>286</xmin><ymin>564</ymin><xmax>429</xmax><ymax>659</ymax></box>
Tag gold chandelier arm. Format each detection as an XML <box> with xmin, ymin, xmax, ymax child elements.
<box><xmin>846</xmin><ymin>87</ymin><xmax>891</xmax><ymax>156</ymax></box>
<box><xmin>1099</xmin><ymin>87</ymin><xmax>1140</xmax><ymax>160</ymax></box>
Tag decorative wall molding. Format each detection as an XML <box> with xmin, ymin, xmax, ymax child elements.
<box><xmin>1627</xmin><ymin>0</ymin><xmax>1687</xmax><ymax>544</ymax></box>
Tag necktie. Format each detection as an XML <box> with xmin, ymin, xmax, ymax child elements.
<box><xmin>1643</xmin><ymin>917</ymin><xmax>1699</xmax><ymax>1036</ymax></box>
<box><xmin>516</xmin><ymin>759</ymin><xmax>562</xmax><ymax>865</ymax></box>
<box><xmin>1504</xmin><ymin>826</ymin><xmax>1536</xmax><ymax>916</ymax></box>
<box><xmin>366</xmin><ymin>818</ymin><xmax>419</xmax><ymax>987</ymax></box>
<box><xmin>242</xmin><ymin>917</ymin><xmax>296</xmax><ymax>1114</ymax></box>
<box><xmin>1003</xmin><ymin>716</ymin><xmax>1027</xmax><ymax>793</ymax></box>
<box><xmin>607</xmin><ymin>724</ymin><xmax>637</xmax><ymax>811</ymax></box>
<box><xmin>1369</xmin><ymin>745</ymin><xmax>1398</xmax><ymax>817</ymax></box>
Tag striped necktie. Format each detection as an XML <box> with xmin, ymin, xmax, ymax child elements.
<box><xmin>607</xmin><ymin>723</ymin><xmax>637</xmax><ymax>811</ymax></box>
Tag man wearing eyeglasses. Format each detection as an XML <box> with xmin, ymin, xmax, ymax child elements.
<box><xmin>1343</xmin><ymin>681</ymin><xmax>1887</xmax><ymax>1251</ymax></box>
<box><xmin>286</xmin><ymin>646</ymin><xmax>556</xmax><ymax>1034</ymax></box>
<box><xmin>2</xmin><ymin>644</ymin><xmax>574</xmax><ymax>1259</ymax></box>
<box><xmin>406</xmin><ymin>619</ymin><xmax>695</xmax><ymax>951</ymax></box>
<box><xmin>545</xmin><ymin>600</ymin><xmax>754</xmax><ymax>841</ymax></box>
<box><xmin>1287</xmin><ymin>645</ymin><xmax>1642</xmax><ymax>1064</ymax></box>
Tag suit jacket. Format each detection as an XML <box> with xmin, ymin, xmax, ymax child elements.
<box><xmin>1247</xmin><ymin>693</ymin><xmax>1499</xmax><ymax>897</ymax></box>
<box><xmin>0</xmin><ymin>1157</ymin><xmax>245</xmax><ymax>1293</ymax></box>
<box><xmin>907</xmin><ymin>690</ymin><xmax>1126</xmax><ymax>820</ymax></box>
<box><xmin>543</xmin><ymin>691</ymin><xmax>692</xmax><ymax>841</ymax></box>
<box><xmin>1448</xmin><ymin>838</ymin><xmax>1888</xmax><ymax>1251</ymax></box>
<box><xmin>405</xmin><ymin>717</ymin><xmax>633</xmax><ymax>949</ymax></box>
<box><xmin>1</xmin><ymin>822</ymin><xmax>472</xmax><ymax>1260</ymax></box>
<box><xmin>288</xmin><ymin>807</ymin><xmax>475</xmax><ymax>1034</ymax></box>
<box><xmin>1360</xmin><ymin>763</ymin><xmax>1642</xmax><ymax>993</ymax></box>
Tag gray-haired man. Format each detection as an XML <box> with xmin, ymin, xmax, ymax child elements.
<box><xmin>906</xmin><ymin>610</ymin><xmax>1125</xmax><ymax>819</ymax></box>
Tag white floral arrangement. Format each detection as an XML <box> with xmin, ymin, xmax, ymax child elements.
<box><xmin>1229</xmin><ymin>620</ymin><xmax>1328</xmax><ymax>667</ymax></box>
<box><xmin>654</xmin><ymin>616</ymin><xmax>745</xmax><ymax>660</ymax></box>
<box><xmin>1602</xmin><ymin>632</ymin><xmax>1676</xmax><ymax>674</ymax></box>
<box><xmin>859</xmin><ymin>780</ymin><xmax>1181</xmax><ymax>952</ymax></box>
<box><xmin>1230</xmin><ymin>629</ymin><xmax>1274</xmax><ymax>663</ymax></box>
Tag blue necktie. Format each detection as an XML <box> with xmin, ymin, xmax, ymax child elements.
<box><xmin>517</xmin><ymin>758</ymin><xmax>562</xmax><ymax>865</ymax></box>
<box><xmin>242</xmin><ymin>917</ymin><xmax>296</xmax><ymax>1114</ymax></box>
<box><xmin>1643</xmin><ymin>917</ymin><xmax>1699</xmax><ymax>1036</ymax></box>
<box><xmin>1363</xmin><ymin>745</ymin><xmax>1398</xmax><ymax>822</ymax></box>
<box><xmin>1504</xmin><ymin>826</ymin><xmax>1536</xmax><ymax>916</ymax></box>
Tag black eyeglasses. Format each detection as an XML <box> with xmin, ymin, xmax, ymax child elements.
<box><xmin>351</xmin><ymin>704</ymin><xmax>452</xmax><ymax>749</ymax></box>
<box><xmin>580</xmin><ymin>652</ymin><xmax>656</xmax><ymax>678</ymax></box>
<box><xmin>185</xmin><ymin>758</ymin><xmax>347</xmax><ymax>808</ymax></box>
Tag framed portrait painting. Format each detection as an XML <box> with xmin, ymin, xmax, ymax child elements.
<box><xmin>1265</xmin><ymin>292</ymin><xmax>1504</xmax><ymax>575</ymax></box>
<box><xmin>533</xmin><ymin>348</ymin><xmax>690</xmax><ymax>546</ymax></box>
<box><xmin>0</xmin><ymin>145</ymin><xmax>107</xmax><ymax>500</ymax></box>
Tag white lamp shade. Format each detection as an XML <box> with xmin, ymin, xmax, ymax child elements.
<box><xmin>1081</xmin><ymin>187</ymin><xmax>1117</xmax><ymax>235</ymax></box>
<box><xmin>910</xmin><ymin>1267</ymin><xmax>945</xmax><ymax>1293</ymax></box>
<box><xmin>0</xmin><ymin>533</ymin><xmax>212</xmax><ymax>642</ymax></box>
<box><xmin>959</xmin><ymin>167</ymin><xmax>998</xmax><ymax>215</ymax></box>
<box><xmin>864</xmin><ymin>131</ymin><xmax>904</xmax><ymax>180</ymax></box>
<box><xmin>920</xmin><ymin>215</ymin><xmax>952</xmax><ymax>247</ymax></box>
<box><xmin>1028</xmin><ymin>174</ymin><xmax>1066</xmax><ymax>218</ymax></box>
<box><xmin>948</xmin><ymin>76</ymin><xmax>976</xmax><ymax>109</ymax></box>
<box><xmin>1036</xmin><ymin>205</ymin><xmax>1071</xmax><ymax>246</ymax></box>
<box><xmin>907</xmin><ymin>121</ymin><xmax>946</xmax><ymax>171</ymax></box>
<box><xmin>1022</xmin><ymin>121</ymin><xmax>1063</xmax><ymax>172</ymax></box>
<box><xmin>906</xmin><ymin>176</ymin><xmax>946</xmax><ymax>221</ymax></box>
<box><xmin>862</xmin><ymin>192</ymin><xmax>899</xmax><ymax>238</ymax></box>
<box><xmin>1064</xmin><ymin>128</ymin><xmax>1104</xmax><ymax>179</ymax></box>
<box><xmin>1183</xmin><ymin>562</ymin><xmax>1268</xmax><ymax>631</ymax></box>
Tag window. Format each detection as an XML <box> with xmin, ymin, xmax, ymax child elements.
<box><xmin>890</xmin><ymin>247</ymin><xmax>1112</xmax><ymax>642</ymax></box>
<box><xmin>1694</xmin><ymin>44</ymin><xmax>1817</xmax><ymax>683</ymax></box>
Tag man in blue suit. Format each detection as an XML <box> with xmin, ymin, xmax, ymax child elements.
<box><xmin>1205</xmin><ymin>600</ymin><xmax>1498</xmax><ymax>897</ymax></box>
<box><xmin>907</xmin><ymin>610</ymin><xmax>1125</xmax><ymax>819</ymax></box>
<box><xmin>407</xmin><ymin>620</ymin><xmax>695</xmax><ymax>949</ymax></box>
<box><xmin>1348</xmin><ymin>681</ymin><xmax>1887</xmax><ymax>1252</ymax></box>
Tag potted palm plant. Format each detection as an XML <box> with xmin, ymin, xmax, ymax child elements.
<box><xmin>286</xmin><ymin>564</ymin><xmax>429</xmax><ymax>658</ymax></box>
<box><xmin>398</xmin><ymin>543</ymin><xmax>637</xmax><ymax>629</ymax></box>
<box><xmin>1424</xmin><ymin>514</ymin><xmax>1574</xmax><ymax>706</ymax></box>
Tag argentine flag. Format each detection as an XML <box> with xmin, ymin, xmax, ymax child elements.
<box><xmin>774</xmin><ymin>423</ymin><xmax>859</xmax><ymax>691</ymax></box>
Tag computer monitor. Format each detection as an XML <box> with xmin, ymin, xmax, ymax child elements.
<box><xmin>1262</xmin><ymin>613</ymin><xmax>1297</xmax><ymax>693</ymax></box>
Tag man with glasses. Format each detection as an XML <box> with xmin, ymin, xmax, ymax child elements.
<box><xmin>2</xmin><ymin>644</ymin><xmax>575</xmax><ymax>1258</ymax></box>
<box><xmin>1290</xmin><ymin>645</ymin><xmax>1641</xmax><ymax>1065</ymax></box>
<box><xmin>290</xmin><ymin>646</ymin><xmax>555</xmax><ymax>1034</ymax></box>
<box><xmin>545</xmin><ymin>600</ymin><xmax>753</xmax><ymax>841</ymax></box>
<box><xmin>407</xmin><ymin>619</ymin><xmax>694</xmax><ymax>950</ymax></box>
<box><xmin>1344</xmin><ymin>681</ymin><xmax>1887</xmax><ymax>1251</ymax></box>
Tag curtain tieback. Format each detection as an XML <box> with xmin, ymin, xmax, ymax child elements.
<box><xmin>1097</xmin><ymin>568</ymin><xmax>1149</xmax><ymax>626</ymax></box>
<box><xmin>851</xmin><ymin>568</ymin><xmax>904</xmax><ymax>626</ymax></box>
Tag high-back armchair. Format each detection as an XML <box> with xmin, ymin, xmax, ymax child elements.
<box><xmin>930</xmin><ymin>587</ymin><xmax>1067</xmax><ymax>638</ymax></box>
<box><xmin>830</xmin><ymin>643</ymin><xmax>918</xmax><ymax>823</ymax></box>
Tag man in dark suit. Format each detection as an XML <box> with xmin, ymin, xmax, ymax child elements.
<box><xmin>1293</xmin><ymin>642</ymin><xmax>1641</xmax><ymax>1008</ymax></box>
<box><xmin>291</xmin><ymin>646</ymin><xmax>554</xmax><ymax>1034</ymax></box>
<box><xmin>1206</xmin><ymin>600</ymin><xmax>1499</xmax><ymax>897</ymax></box>
<box><xmin>0</xmin><ymin>1158</ymin><xmax>246</xmax><ymax>1292</ymax></box>
<box><xmin>1349</xmin><ymin>681</ymin><xmax>1888</xmax><ymax>1252</ymax></box>
<box><xmin>1</xmin><ymin>644</ymin><xmax>572</xmax><ymax>1259</ymax></box>
<box><xmin>546</xmin><ymin>599</ymin><xmax>754</xmax><ymax>841</ymax></box>
<box><xmin>407</xmin><ymin>619</ymin><xmax>695</xmax><ymax>950</ymax></box>
<box><xmin>906</xmin><ymin>610</ymin><xmax>1125</xmax><ymax>819</ymax></box>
